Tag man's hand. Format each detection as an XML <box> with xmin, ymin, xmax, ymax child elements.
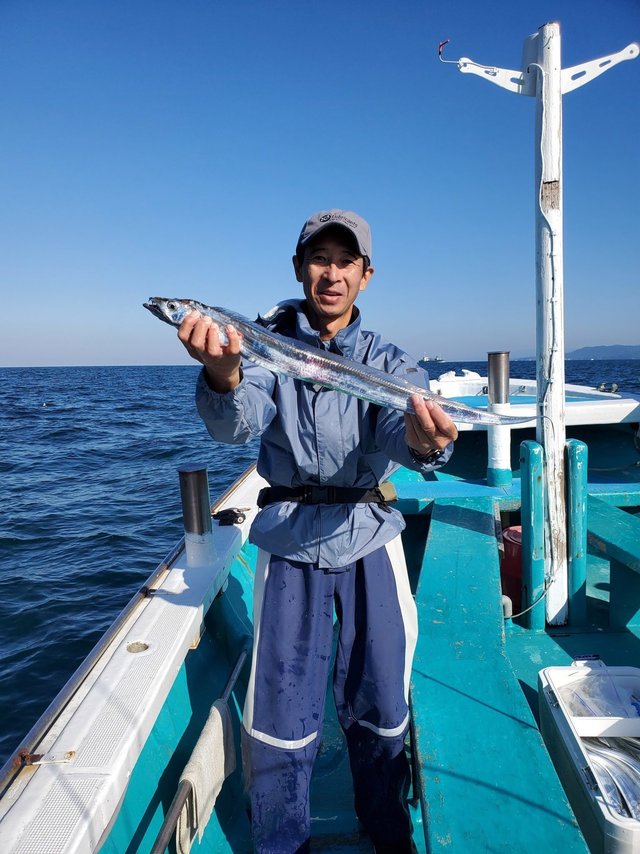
<box><xmin>404</xmin><ymin>394</ymin><xmax>458</xmax><ymax>455</ymax></box>
<box><xmin>177</xmin><ymin>311</ymin><xmax>242</xmax><ymax>393</ymax></box>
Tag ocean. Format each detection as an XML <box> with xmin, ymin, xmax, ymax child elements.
<box><xmin>1</xmin><ymin>359</ymin><xmax>639</xmax><ymax>767</ymax></box>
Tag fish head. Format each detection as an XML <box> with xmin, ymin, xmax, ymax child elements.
<box><xmin>143</xmin><ymin>297</ymin><xmax>195</xmax><ymax>327</ymax></box>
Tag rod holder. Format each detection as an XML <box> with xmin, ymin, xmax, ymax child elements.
<box><xmin>486</xmin><ymin>352</ymin><xmax>513</xmax><ymax>487</ymax></box>
<box><xmin>487</xmin><ymin>351</ymin><xmax>510</xmax><ymax>405</ymax></box>
<box><xmin>178</xmin><ymin>465</ymin><xmax>212</xmax><ymax>535</ymax></box>
<box><xmin>178</xmin><ymin>465</ymin><xmax>216</xmax><ymax>567</ymax></box>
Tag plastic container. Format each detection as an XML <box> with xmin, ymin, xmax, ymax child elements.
<box><xmin>501</xmin><ymin>525</ymin><xmax>522</xmax><ymax>611</ymax></box>
<box><xmin>539</xmin><ymin>659</ymin><xmax>640</xmax><ymax>852</ymax></box>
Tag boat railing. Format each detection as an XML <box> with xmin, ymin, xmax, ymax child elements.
<box><xmin>0</xmin><ymin>467</ymin><xmax>255</xmax><ymax>850</ymax></box>
<box><xmin>0</xmin><ymin>537</ymin><xmax>183</xmax><ymax>799</ymax></box>
<box><xmin>586</xmin><ymin>494</ymin><xmax>640</xmax><ymax>630</ymax></box>
<box><xmin>0</xmin><ymin>466</ymin><xmax>218</xmax><ymax>797</ymax></box>
<box><xmin>517</xmin><ymin>438</ymin><xmax>640</xmax><ymax>631</ymax></box>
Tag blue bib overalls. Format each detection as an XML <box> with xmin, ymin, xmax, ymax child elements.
<box><xmin>243</xmin><ymin>538</ymin><xmax>417</xmax><ymax>852</ymax></box>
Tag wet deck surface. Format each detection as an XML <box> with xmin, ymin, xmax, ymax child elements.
<box><xmin>308</xmin><ymin>627</ymin><xmax>376</xmax><ymax>851</ymax></box>
<box><xmin>410</xmin><ymin>496</ymin><xmax>589</xmax><ymax>852</ymax></box>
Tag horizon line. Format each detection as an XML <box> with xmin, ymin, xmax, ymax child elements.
<box><xmin>3</xmin><ymin>356</ymin><xmax>640</xmax><ymax>370</ymax></box>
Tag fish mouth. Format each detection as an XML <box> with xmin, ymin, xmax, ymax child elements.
<box><xmin>143</xmin><ymin>300</ymin><xmax>169</xmax><ymax>323</ymax></box>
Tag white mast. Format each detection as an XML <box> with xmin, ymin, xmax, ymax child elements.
<box><xmin>534</xmin><ymin>23</ymin><xmax>567</xmax><ymax>625</ymax></box>
<box><xmin>441</xmin><ymin>25</ymin><xmax>638</xmax><ymax>625</ymax></box>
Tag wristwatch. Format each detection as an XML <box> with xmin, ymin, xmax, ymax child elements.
<box><xmin>410</xmin><ymin>446</ymin><xmax>445</xmax><ymax>465</ymax></box>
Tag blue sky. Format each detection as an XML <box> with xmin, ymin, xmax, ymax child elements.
<box><xmin>1</xmin><ymin>0</ymin><xmax>638</xmax><ymax>366</ymax></box>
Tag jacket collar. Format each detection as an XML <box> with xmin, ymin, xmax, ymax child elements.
<box><xmin>259</xmin><ymin>299</ymin><xmax>366</xmax><ymax>360</ymax></box>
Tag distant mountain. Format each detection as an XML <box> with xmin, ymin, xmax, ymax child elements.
<box><xmin>566</xmin><ymin>344</ymin><xmax>640</xmax><ymax>360</ymax></box>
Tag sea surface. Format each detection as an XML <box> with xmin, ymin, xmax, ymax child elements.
<box><xmin>1</xmin><ymin>359</ymin><xmax>639</xmax><ymax>767</ymax></box>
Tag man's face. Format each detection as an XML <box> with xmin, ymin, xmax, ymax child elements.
<box><xmin>293</xmin><ymin>231</ymin><xmax>374</xmax><ymax>333</ymax></box>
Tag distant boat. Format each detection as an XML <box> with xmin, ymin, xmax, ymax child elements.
<box><xmin>419</xmin><ymin>355</ymin><xmax>445</xmax><ymax>364</ymax></box>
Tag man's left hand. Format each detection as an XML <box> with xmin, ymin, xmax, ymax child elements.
<box><xmin>404</xmin><ymin>394</ymin><xmax>458</xmax><ymax>455</ymax></box>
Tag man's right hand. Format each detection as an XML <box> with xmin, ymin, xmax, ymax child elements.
<box><xmin>177</xmin><ymin>311</ymin><xmax>242</xmax><ymax>393</ymax></box>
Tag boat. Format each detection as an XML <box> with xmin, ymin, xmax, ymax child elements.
<box><xmin>418</xmin><ymin>355</ymin><xmax>445</xmax><ymax>364</ymax></box>
<box><xmin>1</xmin><ymin>22</ymin><xmax>639</xmax><ymax>854</ymax></box>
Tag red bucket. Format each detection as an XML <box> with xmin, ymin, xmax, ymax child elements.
<box><xmin>502</xmin><ymin>526</ymin><xmax>522</xmax><ymax>611</ymax></box>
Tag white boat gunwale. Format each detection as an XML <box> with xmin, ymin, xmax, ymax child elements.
<box><xmin>430</xmin><ymin>375</ymin><xmax>640</xmax><ymax>432</ymax></box>
<box><xmin>0</xmin><ymin>466</ymin><xmax>267</xmax><ymax>854</ymax></box>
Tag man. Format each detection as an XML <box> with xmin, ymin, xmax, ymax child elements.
<box><xmin>178</xmin><ymin>210</ymin><xmax>457</xmax><ymax>853</ymax></box>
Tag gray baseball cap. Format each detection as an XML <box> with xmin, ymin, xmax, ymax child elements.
<box><xmin>296</xmin><ymin>209</ymin><xmax>372</xmax><ymax>260</ymax></box>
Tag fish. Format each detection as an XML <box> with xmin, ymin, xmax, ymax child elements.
<box><xmin>143</xmin><ymin>297</ymin><xmax>532</xmax><ymax>426</ymax></box>
<box><xmin>587</xmin><ymin>755</ymin><xmax>631</xmax><ymax>818</ymax></box>
<box><xmin>584</xmin><ymin>741</ymin><xmax>640</xmax><ymax>819</ymax></box>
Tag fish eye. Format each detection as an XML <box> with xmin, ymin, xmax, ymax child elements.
<box><xmin>167</xmin><ymin>301</ymin><xmax>177</xmax><ymax>311</ymax></box>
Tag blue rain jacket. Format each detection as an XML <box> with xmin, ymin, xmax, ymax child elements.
<box><xmin>195</xmin><ymin>299</ymin><xmax>452</xmax><ymax>568</ymax></box>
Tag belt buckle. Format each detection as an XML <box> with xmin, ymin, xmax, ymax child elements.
<box><xmin>306</xmin><ymin>485</ymin><xmax>333</xmax><ymax>504</ymax></box>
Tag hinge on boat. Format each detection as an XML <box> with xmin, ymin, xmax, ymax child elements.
<box><xmin>582</xmin><ymin>765</ymin><xmax>599</xmax><ymax>791</ymax></box>
<box><xmin>546</xmin><ymin>688</ymin><xmax>559</xmax><ymax>708</ymax></box>
<box><xmin>21</xmin><ymin>749</ymin><xmax>76</xmax><ymax>766</ymax></box>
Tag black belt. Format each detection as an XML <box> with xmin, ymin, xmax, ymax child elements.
<box><xmin>257</xmin><ymin>483</ymin><xmax>397</xmax><ymax>509</ymax></box>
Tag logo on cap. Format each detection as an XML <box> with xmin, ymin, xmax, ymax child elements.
<box><xmin>317</xmin><ymin>212</ymin><xmax>359</xmax><ymax>229</ymax></box>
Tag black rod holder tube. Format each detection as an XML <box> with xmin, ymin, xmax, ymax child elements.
<box><xmin>487</xmin><ymin>352</ymin><xmax>510</xmax><ymax>405</ymax></box>
<box><xmin>178</xmin><ymin>465</ymin><xmax>212</xmax><ymax>536</ymax></box>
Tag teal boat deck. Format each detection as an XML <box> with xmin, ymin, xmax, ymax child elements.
<box><xmin>407</xmin><ymin>497</ymin><xmax>587</xmax><ymax>852</ymax></box>
<box><xmin>98</xmin><ymin>420</ymin><xmax>639</xmax><ymax>853</ymax></box>
<box><xmin>393</xmin><ymin>420</ymin><xmax>640</xmax><ymax>854</ymax></box>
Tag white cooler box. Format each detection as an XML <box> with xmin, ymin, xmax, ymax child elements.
<box><xmin>539</xmin><ymin>659</ymin><xmax>640</xmax><ymax>853</ymax></box>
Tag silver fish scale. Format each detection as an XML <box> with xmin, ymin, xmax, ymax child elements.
<box><xmin>241</xmin><ymin>326</ymin><xmax>422</xmax><ymax>405</ymax></box>
<box><xmin>144</xmin><ymin>297</ymin><xmax>531</xmax><ymax>425</ymax></box>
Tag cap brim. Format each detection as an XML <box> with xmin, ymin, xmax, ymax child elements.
<box><xmin>297</xmin><ymin>223</ymin><xmax>368</xmax><ymax>257</ymax></box>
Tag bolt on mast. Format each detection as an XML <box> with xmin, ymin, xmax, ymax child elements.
<box><xmin>440</xmin><ymin>23</ymin><xmax>638</xmax><ymax>625</ymax></box>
